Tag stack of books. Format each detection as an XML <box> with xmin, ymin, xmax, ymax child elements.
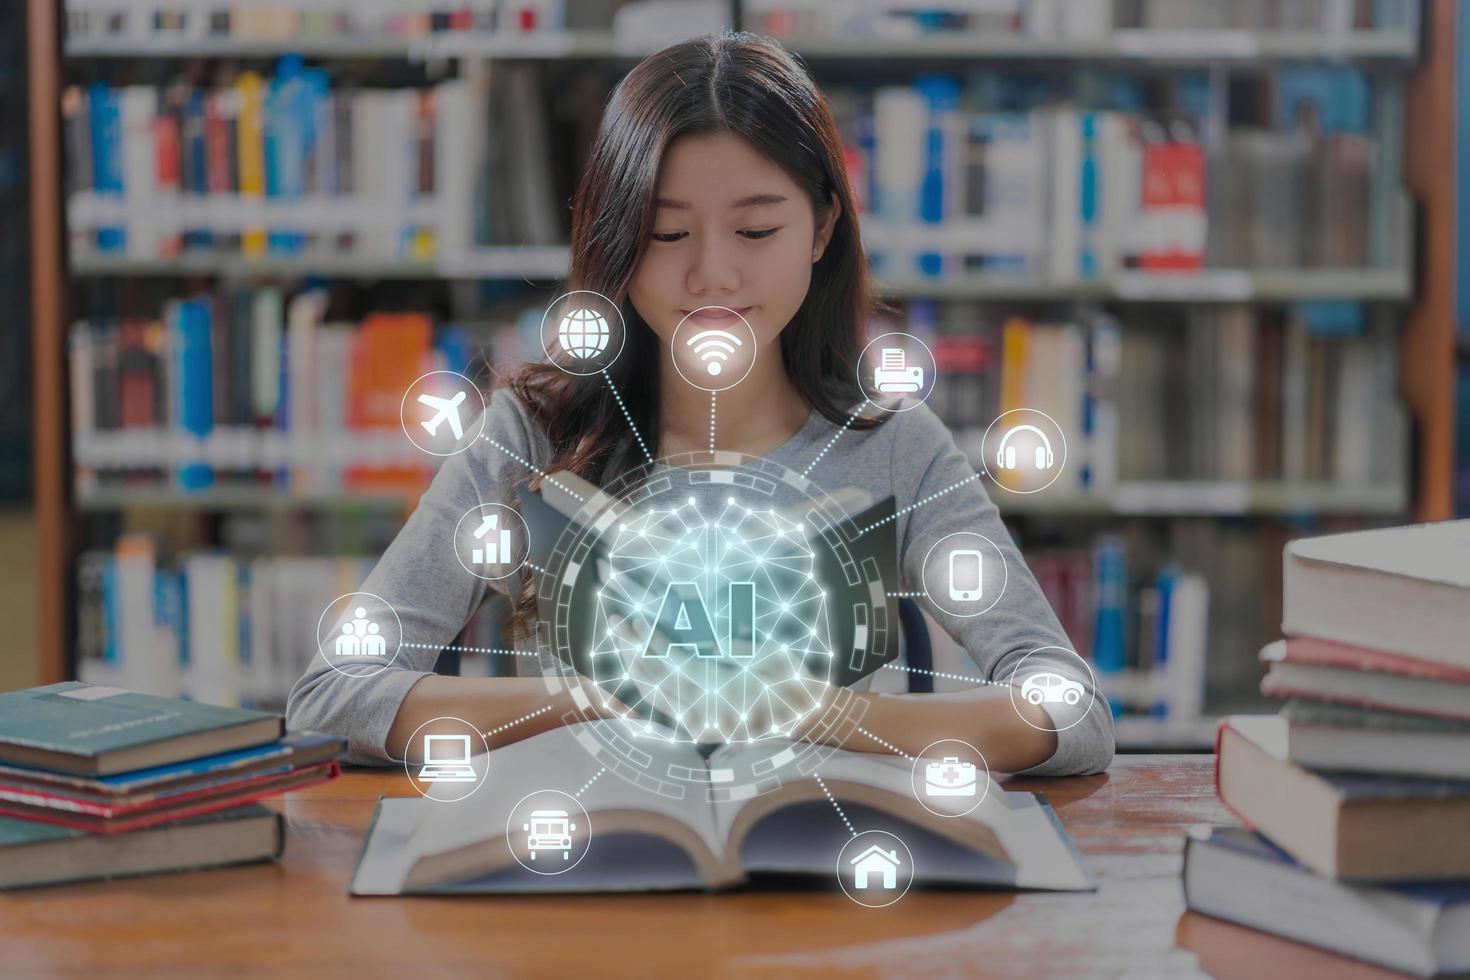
<box><xmin>0</xmin><ymin>682</ymin><xmax>343</xmax><ymax>890</ymax></box>
<box><xmin>1186</xmin><ymin>521</ymin><xmax>1470</xmax><ymax>977</ymax></box>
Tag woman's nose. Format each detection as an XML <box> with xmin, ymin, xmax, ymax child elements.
<box><xmin>685</xmin><ymin>235</ymin><xmax>741</xmax><ymax>297</ymax></box>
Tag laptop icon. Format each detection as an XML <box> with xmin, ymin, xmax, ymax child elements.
<box><xmin>417</xmin><ymin>734</ymin><xmax>477</xmax><ymax>782</ymax></box>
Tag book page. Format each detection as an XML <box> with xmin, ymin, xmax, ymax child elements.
<box><xmin>402</xmin><ymin>721</ymin><xmax>727</xmax><ymax>888</ymax></box>
<box><xmin>709</xmin><ymin>741</ymin><xmax>1090</xmax><ymax>891</ymax></box>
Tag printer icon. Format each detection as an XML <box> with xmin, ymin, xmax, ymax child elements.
<box><xmin>873</xmin><ymin>348</ymin><xmax>924</xmax><ymax>394</ymax></box>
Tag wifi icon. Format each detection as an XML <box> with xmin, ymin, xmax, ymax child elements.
<box><xmin>685</xmin><ymin>329</ymin><xmax>744</xmax><ymax>377</ymax></box>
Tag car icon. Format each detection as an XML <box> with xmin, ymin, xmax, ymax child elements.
<box><xmin>1021</xmin><ymin>671</ymin><xmax>1084</xmax><ymax>707</ymax></box>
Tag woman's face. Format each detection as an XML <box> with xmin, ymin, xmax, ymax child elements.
<box><xmin>627</xmin><ymin>132</ymin><xmax>839</xmax><ymax>369</ymax></box>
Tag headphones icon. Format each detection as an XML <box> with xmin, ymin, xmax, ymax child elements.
<box><xmin>996</xmin><ymin>424</ymin><xmax>1055</xmax><ymax>471</ymax></box>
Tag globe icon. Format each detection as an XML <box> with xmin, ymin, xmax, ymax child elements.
<box><xmin>556</xmin><ymin>308</ymin><xmax>610</xmax><ymax>361</ymax></box>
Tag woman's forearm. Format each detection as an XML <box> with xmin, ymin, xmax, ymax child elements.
<box><xmin>385</xmin><ymin>675</ymin><xmax>605</xmax><ymax>762</ymax></box>
<box><xmin>818</xmin><ymin>686</ymin><xmax>1059</xmax><ymax>773</ymax></box>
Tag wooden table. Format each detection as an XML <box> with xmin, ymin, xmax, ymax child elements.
<box><xmin>0</xmin><ymin>756</ymin><xmax>1405</xmax><ymax>979</ymax></box>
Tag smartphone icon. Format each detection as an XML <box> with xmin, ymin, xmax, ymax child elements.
<box><xmin>947</xmin><ymin>549</ymin><xmax>983</xmax><ymax>602</ymax></box>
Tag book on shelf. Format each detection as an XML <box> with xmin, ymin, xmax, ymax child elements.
<box><xmin>64</xmin><ymin>1</ymin><xmax>577</xmax><ymax>46</ymax></box>
<box><xmin>1183</xmin><ymin>825</ymin><xmax>1470</xmax><ymax>978</ymax></box>
<box><xmin>68</xmin><ymin>287</ymin><xmax>494</xmax><ymax>497</ymax></box>
<box><xmin>924</xmin><ymin>303</ymin><xmax>1405</xmax><ymax>495</ymax></box>
<box><xmin>77</xmin><ymin>545</ymin><xmax>382</xmax><ymax>708</ymax></box>
<box><xmin>828</xmin><ymin>64</ymin><xmax>1403</xmax><ymax>283</ymax></box>
<box><xmin>351</xmin><ymin>720</ymin><xmax>1091</xmax><ymax>895</ymax></box>
<box><xmin>64</xmin><ymin>66</ymin><xmax>479</xmax><ymax>264</ymax></box>
<box><xmin>1214</xmin><ymin>715</ymin><xmax>1470</xmax><ymax>882</ymax></box>
<box><xmin>745</xmin><ymin>0</ymin><xmax>1414</xmax><ymax>40</ymax></box>
<box><xmin>0</xmin><ymin>803</ymin><xmax>284</xmax><ymax>892</ymax></box>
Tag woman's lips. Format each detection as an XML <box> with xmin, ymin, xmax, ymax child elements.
<box><xmin>680</xmin><ymin>306</ymin><xmax>753</xmax><ymax>323</ymax></box>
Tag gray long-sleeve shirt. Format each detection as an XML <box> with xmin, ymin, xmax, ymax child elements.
<box><xmin>286</xmin><ymin>388</ymin><xmax>1114</xmax><ymax>776</ymax></box>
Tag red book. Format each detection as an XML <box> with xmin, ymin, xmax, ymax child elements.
<box><xmin>0</xmin><ymin>761</ymin><xmax>339</xmax><ymax>835</ymax></box>
<box><xmin>153</xmin><ymin>109</ymin><xmax>183</xmax><ymax>257</ymax></box>
<box><xmin>1260</xmin><ymin>638</ymin><xmax>1470</xmax><ymax>721</ymax></box>
<box><xmin>204</xmin><ymin>90</ymin><xmax>231</xmax><ymax>194</ymax></box>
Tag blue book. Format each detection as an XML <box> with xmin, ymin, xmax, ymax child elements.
<box><xmin>0</xmin><ymin>733</ymin><xmax>344</xmax><ymax>800</ymax></box>
<box><xmin>264</xmin><ymin>56</ymin><xmax>309</xmax><ymax>255</ymax></box>
<box><xmin>435</xmin><ymin>324</ymin><xmax>475</xmax><ymax>376</ymax></box>
<box><xmin>1150</xmin><ymin>565</ymin><xmax>1177</xmax><ymax>718</ymax></box>
<box><xmin>88</xmin><ymin>83</ymin><xmax>125</xmax><ymax>252</ymax></box>
<box><xmin>1090</xmin><ymin>536</ymin><xmax>1126</xmax><ymax>681</ymax></box>
<box><xmin>171</xmin><ymin>298</ymin><xmax>215</xmax><ymax>492</ymax></box>
<box><xmin>915</xmin><ymin>75</ymin><xmax>959</xmax><ymax>279</ymax></box>
<box><xmin>1185</xmin><ymin>825</ymin><xmax>1470</xmax><ymax>977</ymax></box>
<box><xmin>0</xmin><ymin>682</ymin><xmax>280</xmax><ymax>776</ymax></box>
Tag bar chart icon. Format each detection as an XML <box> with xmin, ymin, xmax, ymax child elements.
<box><xmin>471</xmin><ymin>514</ymin><xmax>512</xmax><ymax>566</ymax></box>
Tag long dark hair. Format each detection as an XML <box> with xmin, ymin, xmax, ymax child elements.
<box><xmin>508</xmin><ymin>30</ymin><xmax>881</xmax><ymax>485</ymax></box>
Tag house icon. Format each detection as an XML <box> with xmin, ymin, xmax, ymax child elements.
<box><xmin>848</xmin><ymin>843</ymin><xmax>901</xmax><ymax>890</ymax></box>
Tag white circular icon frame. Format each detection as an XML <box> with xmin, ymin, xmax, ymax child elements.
<box><xmin>670</xmin><ymin>307</ymin><xmax>758</xmax><ymax>393</ymax></box>
<box><xmin>315</xmin><ymin>591</ymin><xmax>403</xmax><ymax>679</ymax></box>
<box><xmin>400</xmin><ymin>715</ymin><xmax>491</xmax><ymax>803</ymax></box>
<box><xmin>910</xmin><ymin>739</ymin><xmax>991</xmax><ymax>819</ymax></box>
<box><xmin>539</xmin><ymin>289</ymin><xmax>627</xmax><ymax>377</ymax></box>
<box><xmin>981</xmin><ymin>408</ymin><xmax>1068</xmax><ymax>495</ymax></box>
<box><xmin>920</xmin><ymin>531</ymin><xmax>1008</xmax><ymax>619</ymax></box>
<box><xmin>453</xmin><ymin>503</ymin><xmax>531</xmax><ymax>581</ymax></box>
<box><xmin>856</xmin><ymin>331</ymin><xmax>937</xmax><ymax>413</ymax></box>
<box><xmin>837</xmin><ymin>830</ymin><xmax>915</xmax><ymax>908</ymax></box>
<box><xmin>506</xmin><ymin>790</ymin><xmax>592</xmax><ymax>876</ymax></box>
<box><xmin>1007</xmin><ymin>646</ymin><xmax>1099</xmax><ymax>734</ymax></box>
<box><xmin>399</xmin><ymin>370</ymin><xmax>488</xmax><ymax>458</ymax></box>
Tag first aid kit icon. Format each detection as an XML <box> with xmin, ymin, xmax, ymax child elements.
<box><xmin>924</xmin><ymin>757</ymin><xmax>977</xmax><ymax>797</ymax></box>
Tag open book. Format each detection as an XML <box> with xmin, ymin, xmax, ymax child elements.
<box><xmin>351</xmin><ymin>722</ymin><xmax>1091</xmax><ymax>895</ymax></box>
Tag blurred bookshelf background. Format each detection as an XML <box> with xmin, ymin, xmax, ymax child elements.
<box><xmin>12</xmin><ymin>0</ymin><xmax>1470</xmax><ymax>749</ymax></box>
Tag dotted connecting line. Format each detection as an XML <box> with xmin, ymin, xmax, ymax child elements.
<box><xmin>859</xmin><ymin>472</ymin><xmax>982</xmax><ymax>535</ymax></box>
<box><xmin>483</xmin><ymin>704</ymin><xmax>552</xmax><ymax>740</ymax></box>
<box><xmin>402</xmin><ymin>641</ymin><xmax>540</xmax><ymax>658</ymax></box>
<box><xmin>482</xmin><ymin>435</ymin><xmax>585</xmax><ymax>502</ymax></box>
<box><xmin>852</xmin><ymin>724</ymin><xmax>913</xmax><ymax>760</ymax></box>
<box><xmin>601</xmin><ymin>368</ymin><xmax>653</xmax><ymax>464</ymax></box>
<box><xmin>708</xmin><ymin>390</ymin><xmax>717</xmax><ymax>453</ymax></box>
<box><xmin>575</xmin><ymin>766</ymin><xmax>607</xmax><ymax>798</ymax></box>
<box><xmin>524</xmin><ymin>559</ymin><xmax>550</xmax><ymax>577</ymax></box>
<box><xmin>801</xmin><ymin>398</ymin><xmax>870</xmax><ymax>478</ymax></box>
<box><xmin>886</xmin><ymin>591</ymin><xmax>928</xmax><ymax>599</ymax></box>
<box><xmin>880</xmin><ymin>661</ymin><xmax>1006</xmax><ymax>687</ymax></box>
<box><xmin>813</xmin><ymin>774</ymin><xmax>857</xmax><ymax>839</ymax></box>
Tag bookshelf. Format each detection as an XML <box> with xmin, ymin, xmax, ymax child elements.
<box><xmin>28</xmin><ymin>0</ymin><xmax>1462</xmax><ymax>751</ymax></box>
<box><xmin>63</xmin><ymin>27</ymin><xmax>1422</xmax><ymax>64</ymax></box>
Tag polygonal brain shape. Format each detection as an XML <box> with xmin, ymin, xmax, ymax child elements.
<box><xmin>589</xmin><ymin>497</ymin><xmax>835</xmax><ymax>744</ymax></box>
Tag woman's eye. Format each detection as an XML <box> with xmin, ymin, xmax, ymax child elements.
<box><xmin>651</xmin><ymin>231</ymin><xmax>687</xmax><ymax>243</ymax></box>
<box><xmin>739</xmin><ymin>227</ymin><xmax>781</xmax><ymax>240</ymax></box>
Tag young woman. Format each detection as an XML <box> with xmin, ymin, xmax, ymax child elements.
<box><xmin>287</xmin><ymin>32</ymin><xmax>1113</xmax><ymax>777</ymax></box>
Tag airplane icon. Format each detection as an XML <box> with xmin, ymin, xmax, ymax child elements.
<box><xmin>417</xmin><ymin>391</ymin><xmax>468</xmax><ymax>439</ymax></box>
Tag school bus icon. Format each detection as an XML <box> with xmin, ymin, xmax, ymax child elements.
<box><xmin>523</xmin><ymin>809</ymin><xmax>576</xmax><ymax>860</ymax></box>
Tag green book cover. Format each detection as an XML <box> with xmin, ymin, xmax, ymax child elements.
<box><xmin>0</xmin><ymin>802</ymin><xmax>275</xmax><ymax>848</ymax></box>
<box><xmin>0</xmin><ymin>803</ymin><xmax>284</xmax><ymax>890</ymax></box>
<box><xmin>0</xmin><ymin>683</ymin><xmax>281</xmax><ymax>775</ymax></box>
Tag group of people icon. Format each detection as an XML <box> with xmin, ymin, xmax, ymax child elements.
<box><xmin>334</xmin><ymin>607</ymin><xmax>387</xmax><ymax>658</ymax></box>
